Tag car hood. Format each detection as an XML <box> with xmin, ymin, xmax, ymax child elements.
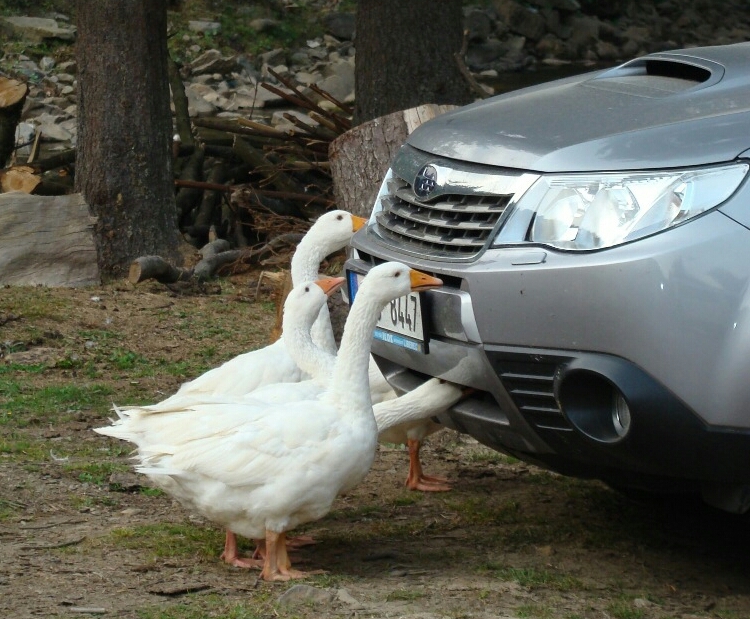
<box><xmin>407</xmin><ymin>43</ymin><xmax>750</xmax><ymax>173</ymax></box>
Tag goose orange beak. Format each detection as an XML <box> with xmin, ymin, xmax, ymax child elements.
<box><xmin>314</xmin><ymin>276</ymin><xmax>346</xmax><ymax>296</ymax></box>
<box><xmin>351</xmin><ymin>215</ymin><xmax>367</xmax><ymax>232</ymax></box>
<box><xmin>409</xmin><ymin>269</ymin><xmax>443</xmax><ymax>292</ymax></box>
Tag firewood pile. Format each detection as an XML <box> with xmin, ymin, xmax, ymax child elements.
<box><xmin>2</xmin><ymin>69</ymin><xmax>353</xmax><ymax>283</ymax></box>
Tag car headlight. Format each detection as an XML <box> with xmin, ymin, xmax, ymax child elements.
<box><xmin>494</xmin><ymin>163</ymin><xmax>749</xmax><ymax>250</ymax></box>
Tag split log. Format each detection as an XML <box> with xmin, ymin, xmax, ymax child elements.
<box><xmin>0</xmin><ymin>165</ymin><xmax>40</xmax><ymax>193</ymax></box>
<box><xmin>32</xmin><ymin>148</ymin><xmax>76</xmax><ymax>172</ymax></box>
<box><xmin>167</xmin><ymin>53</ymin><xmax>194</xmax><ymax>147</ymax></box>
<box><xmin>0</xmin><ymin>192</ymin><xmax>99</xmax><ymax>286</ymax></box>
<box><xmin>329</xmin><ymin>104</ymin><xmax>457</xmax><ymax>217</ymax></box>
<box><xmin>176</xmin><ymin>145</ymin><xmax>205</xmax><ymax>223</ymax></box>
<box><xmin>0</xmin><ymin>77</ymin><xmax>29</xmax><ymax>167</ymax></box>
<box><xmin>128</xmin><ymin>255</ymin><xmax>192</xmax><ymax>284</ymax></box>
<box><xmin>129</xmin><ymin>233</ymin><xmax>304</xmax><ymax>284</ymax></box>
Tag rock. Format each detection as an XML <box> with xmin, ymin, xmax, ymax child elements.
<box><xmin>336</xmin><ymin>588</ymin><xmax>363</xmax><ymax>607</ymax></box>
<box><xmin>38</xmin><ymin>123</ymin><xmax>72</xmax><ymax>142</ymax></box>
<box><xmin>314</xmin><ymin>58</ymin><xmax>354</xmax><ymax>103</ymax></box>
<box><xmin>259</xmin><ymin>48</ymin><xmax>287</xmax><ymax>67</ymax></box>
<box><xmin>189</xmin><ymin>49</ymin><xmax>239</xmax><ymax>76</ymax></box>
<box><xmin>323</xmin><ymin>12</ymin><xmax>355</xmax><ymax>40</ymax></box>
<box><xmin>495</xmin><ymin>0</ymin><xmax>547</xmax><ymax>41</ymax></box>
<box><xmin>0</xmin><ymin>16</ymin><xmax>75</xmax><ymax>43</ymax></box>
<box><xmin>184</xmin><ymin>83</ymin><xmax>218</xmax><ymax>116</ymax></box>
<box><xmin>188</xmin><ymin>20</ymin><xmax>220</xmax><ymax>35</ymax></box>
<box><xmin>464</xmin><ymin>9</ymin><xmax>494</xmax><ymax>42</ymax></box>
<box><xmin>277</xmin><ymin>584</ymin><xmax>335</xmax><ymax>607</ymax></box>
<box><xmin>250</xmin><ymin>18</ymin><xmax>278</xmax><ymax>32</ymax></box>
<box><xmin>39</xmin><ymin>56</ymin><xmax>55</xmax><ymax>71</ymax></box>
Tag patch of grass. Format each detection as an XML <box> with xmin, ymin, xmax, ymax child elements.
<box><xmin>386</xmin><ymin>588</ymin><xmax>426</xmax><ymax>602</ymax></box>
<box><xmin>465</xmin><ymin>446</ymin><xmax>518</xmax><ymax>465</ymax></box>
<box><xmin>477</xmin><ymin>564</ymin><xmax>583</xmax><ymax>591</ymax></box>
<box><xmin>0</xmin><ymin>433</ymin><xmax>50</xmax><ymax>461</ymax></box>
<box><xmin>605</xmin><ymin>598</ymin><xmax>646</xmax><ymax>619</ymax></box>
<box><xmin>0</xmin><ymin>363</ymin><xmax>47</xmax><ymax>375</ymax></box>
<box><xmin>445</xmin><ymin>496</ymin><xmax>522</xmax><ymax>527</ymax></box>
<box><xmin>65</xmin><ymin>461</ymin><xmax>129</xmax><ymax>485</ymax></box>
<box><xmin>517</xmin><ymin>604</ymin><xmax>556</xmax><ymax>619</ymax></box>
<box><xmin>0</xmin><ymin>382</ymin><xmax>114</xmax><ymax>425</ymax></box>
<box><xmin>391</xmin><ymin>493</ymin><xmax>423</xmax><ymax>507</ymax></box>
<box><xmin>138</xmin><ymin>593</ymin><xmax>273</xmax><ymax>619</ymax></box>
<box><xmin>167</xmin><ymin>0</ymin><xmax>328</xmax><ymax>64</ymax></box>
<box><xmin>108</xmin><ymin>522</ymin><xmax>224</xmax><ymax>560</ymax></box>
<box><xmin>0</xmin><ymin>289</ymin><xmax>68</xmax><ymax>320</ymax></box>
<box><xmin>108</xmin><ymin>348</ymin><xmax>148</xmax><ymax>370</ymax></box>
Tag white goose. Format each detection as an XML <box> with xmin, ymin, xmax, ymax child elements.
<box><xmin>95</xmin><ymin>262</ymin><xmax>443</xmax><ymax>581</ymax></box>
<box><xmin>103</xmin><ymin>277</ymin><xmax>346</xmax><ymax>568</ymax></box>
<box><xmin>171</xmin><ymin>210</ymin><xmax>366</xmax><ymax>399</ymax></box>
<box><xmin>275</xmin><ymin>274</ymin><xmax>463</xmax><ymax>492</ymax></box>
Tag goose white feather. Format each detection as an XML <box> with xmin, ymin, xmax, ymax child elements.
<box><xmin>95</xmin><ymin>262</ymin><xmax>443</xmax><ymax>581</ymax></box>
<box><xmin>274</xmin><ymin>280</ymin><xmax>464</xmax><ymax>491</ymax></box>
<box><xmin>170</xmin><ymin>210</ymin><xmax>365</xmax><ymax>399</ymax></box>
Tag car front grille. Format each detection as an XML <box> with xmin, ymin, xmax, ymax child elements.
<box><xmin>375</xmin><ymin>173</ymin><xmax>512</xmax><ymax>259</ymax></box>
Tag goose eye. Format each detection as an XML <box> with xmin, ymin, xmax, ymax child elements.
<box><xmin>304</xmin><ymin>286</ymin><xmax>310</xmax><ymax>292</ymax></box>
<box><xmin>394</xmin><ymin>271</ymin><xmax>402</xmax><ymax>278</ymax></box>
<box><xmin>336</xmin><ymin>214</ymin><xmax>343</xmax><ymax>220</ymax></box>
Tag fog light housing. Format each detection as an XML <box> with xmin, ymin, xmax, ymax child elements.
<box><xmin>559</xmin><ymin>370</ymin><xmax>632</xmax><ymax>443</ymax></box>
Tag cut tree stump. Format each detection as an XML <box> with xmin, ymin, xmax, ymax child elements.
<box><xmin>328</xmin><ymin>103</ymin><xmax>456</xmax><ymax>217</ymax></box>
<box><xmin>0</xmin><ymin>192</ymin><xmax>100</xmax><ymax>286</ymax></box>
<box><xmin>0</xmin><ymin>77</ymin><xmax>28</xmax><ymax>167</ymax></box>
<box><xmin>328</xmin><ymin>104</ymin><xmax>456</xmax><ymax>342</ymax></box>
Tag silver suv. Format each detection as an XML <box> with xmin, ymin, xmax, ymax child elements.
<box><xmin>345</xmin><ymin>43</ymin><xmax>750</xmax><ymax>513</ymax></box>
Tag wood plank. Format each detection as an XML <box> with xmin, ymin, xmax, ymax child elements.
<box><xmin>0</xmin><ymin>192</ymin><xmax>100</xmax><ymax>286</ymax></box>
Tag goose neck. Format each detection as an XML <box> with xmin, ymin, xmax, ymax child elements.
<box><xmin>326</xmin><ymin>294</ymin><xmax>382</xmax><ymax>408</ymax></box>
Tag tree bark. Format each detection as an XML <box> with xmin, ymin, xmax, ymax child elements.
<box><xmin>329</xmin><ymin>104</ymin><xmax>456</xmax><ymax>217</ymax></box>
<box><xmin>75</xmin><ymin>0</ymin><xmax>182</xmax><ymax>279</ymax></box>
<box><xmin>0</xmin><ymin>77</ymin><xmax>28</xmax><ymax>167</ymax></box>
<box><xmin>328</xmin><ymin>104</ymin><xmax>455</xmax><ymax>343</ymax></box>
<box><xmin>354</xmin><ymin>0</ymin><xmax>473</xmax><ymax>125</ymax></box>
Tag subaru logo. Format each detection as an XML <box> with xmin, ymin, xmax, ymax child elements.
<box><xmin>414</xmin><ymin>165</ymin><xmax>438</xmax><ymax>199</ymax></box>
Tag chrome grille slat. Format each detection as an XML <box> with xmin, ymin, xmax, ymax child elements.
<box><xmin>375</xmin><ymin>212</ymin><xmax>485</xmax><ymax>247</ymax></box>
<box><xmin>386</xmin><ymin>202</ymin><xmax>497</xmax><ymax>231</ymax></box>
<box><xmin>376</xmin><ymin>169</ymin><xmax>513</xmax><ymax>259</ymax></box>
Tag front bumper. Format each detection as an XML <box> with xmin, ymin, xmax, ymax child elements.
<box><xmin>346</xmin><ymin>208</ymin><xmax>750</xmax><ymax>507</ymax></box>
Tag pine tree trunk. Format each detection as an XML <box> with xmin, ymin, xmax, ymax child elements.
<box><xmin>354</xmin><ymin>0</ymin><xmax>473</xmax><ymax>125</ymax></box>
<box><xmin>75</xmin><ymin>0</ymin><xmax>182</xmax><ymax>279</ymax></box>
<box><xmin>0</xmin><ymin>77</ymin><xmax>28</xmax><ymax>167</ymax></box>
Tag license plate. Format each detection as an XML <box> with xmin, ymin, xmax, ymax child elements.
<box><xmin>347</xmin><ymin>270</ymin><xmax>429</xmax><ymax>353</ymax></box>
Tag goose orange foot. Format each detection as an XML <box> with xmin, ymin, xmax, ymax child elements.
<box><xmin>405</xmin><ymin>438</ymin><xmax>452</xmax><ymax>492</ymax></box>
<box><xmin>260</xmin><ymin>531</ymin><xmax>326</xmax><ymax>582</ymax></box>
<box><xmin>221</xmin><ymin>530</ymin><xmax>264</xmax><ymax>568</ymax></box>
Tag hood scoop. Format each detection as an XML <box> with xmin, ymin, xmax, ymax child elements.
<box><xmin>582</xmin><ymin>55</ymin><xmax>723</xmax><ymax>98</ymax></box>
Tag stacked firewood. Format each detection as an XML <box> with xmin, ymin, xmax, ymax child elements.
<box><xmin>1</xmin><ymin>69</ymin><xmax>352</xmax><ymax>282</ymax></box>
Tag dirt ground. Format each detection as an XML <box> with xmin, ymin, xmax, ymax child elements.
<box><xmin>2</xmin><ymin>274</ymin><xmax>750</xmax><ymax>619</ymax></box>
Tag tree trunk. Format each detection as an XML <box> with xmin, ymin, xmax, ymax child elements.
<box><xmin>75</xmin><ymin>0</ymin><xmax>182</xmax><ymax>279</ymax></box>
<box><xmin>0</xmin><ymin>77</ymin><xmax>28</xmax><ymax>167</ymax></box>
<box><xmin>354</xmin><ymin>0</ymin><xmax>473</xmax><ymax>125</ymax></box>
<box><xmin>328</xmin><ymin>104</ymin><xmax>455</xmax><ymax>344</ymax></box>
<box><xmin>329</xmin><ymin>104</ymin><xmax>456</xmax><ymax>217</ymax></box>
